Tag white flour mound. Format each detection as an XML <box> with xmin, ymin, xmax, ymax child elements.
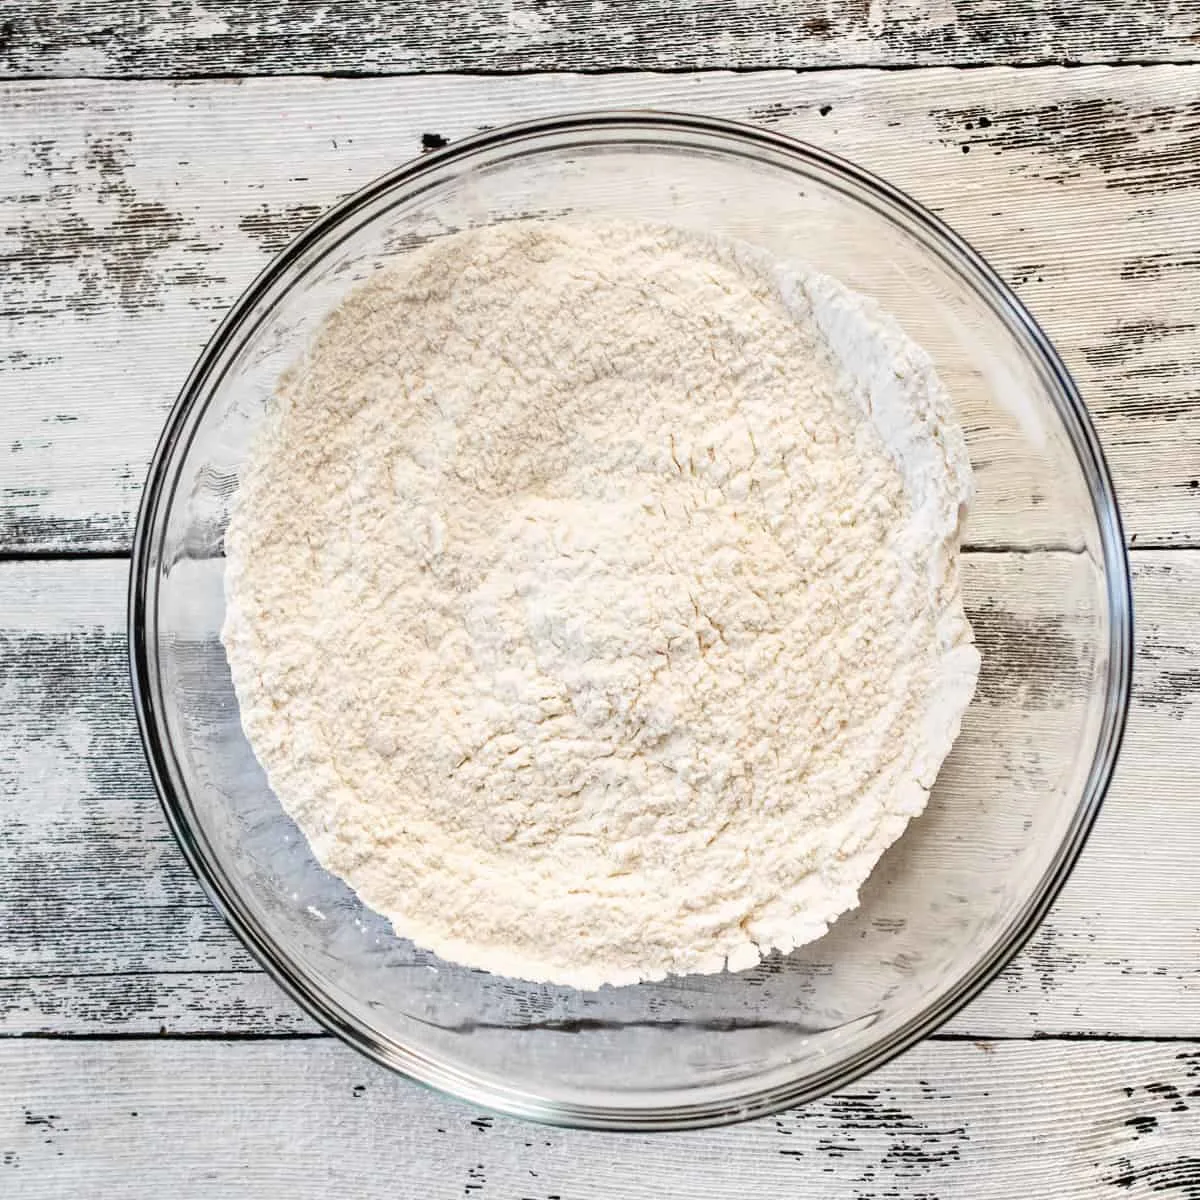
<box><xmin>222</xmin><ymin>221</ymin><xmax>980</xmax><ymax>989</ymax></box>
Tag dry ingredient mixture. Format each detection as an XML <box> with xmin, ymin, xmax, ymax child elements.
<box><xmin>222</xmin><ymin>221</ymin><xmax>980</xmax><ymax>989</ymax></box>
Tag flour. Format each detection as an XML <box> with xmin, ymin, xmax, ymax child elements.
<box><xmin>222</xmin><ymin>221</ymin><xmax>980</xmax><ymax>989</ymax></box>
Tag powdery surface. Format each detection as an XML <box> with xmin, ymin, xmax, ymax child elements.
<box><xmin>222</xmin><ymin>222</ymin><xmax>980</xmax><ymax>989</ymax></box>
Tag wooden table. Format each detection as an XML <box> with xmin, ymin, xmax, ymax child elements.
<box><xmin>3</xmin><ymin>4</ymin><xmax>1199</xmax><ymax>1195</ymax></box>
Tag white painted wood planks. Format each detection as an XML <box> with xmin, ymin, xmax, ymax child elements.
<box><xmin>3</xmin><ymin>0</ymin><xmax>1199</xmax><ymax>75</ymax></box>
<box><xmin>3</xmin><ymin>69</ymin><xmax>1198</xmax><ymax>552</ymax></box>
<box><xmin>3</xmin><ymin>1038</ymin><xmax>1198</xmax><ymax>1197</ymax></box>
<box><xmin>1</xmin><ymin>553</ymin><xmax>1195</xmax><ymax>1038</ymax></box>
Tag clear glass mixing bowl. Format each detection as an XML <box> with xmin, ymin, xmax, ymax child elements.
<box><xmin>130</xmin><ymin>112</ymin><xmax>1132</xmax><ymax>1130</ymax></box>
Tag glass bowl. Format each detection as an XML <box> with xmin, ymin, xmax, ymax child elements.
<box><xmin>130</xmin><ymin>112</ymin><xmax>1132</xmax><ymax>1130</ymax></box>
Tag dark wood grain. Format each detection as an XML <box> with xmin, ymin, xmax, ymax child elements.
<box><xmin>2</xmin><ymin>0</ymin><xmax>1200</xmax><ymax>77</ymax></box>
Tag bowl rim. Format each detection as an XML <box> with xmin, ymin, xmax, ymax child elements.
<box><xmin>129</xmin><ymin>108</ymin><xmax>1134</xmax><ymax>1131</ymax></box>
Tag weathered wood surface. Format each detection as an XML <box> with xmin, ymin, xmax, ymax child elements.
<box><xmin>0</xmin><ymin>551</ymin><xmax>1192</xmax><ymax>1038</ymax></box>
<box><xmin>2</xmin><ymin>34</ymin><xmax>1198</xmax><ymax>1183</ymax></box>
<box><xmin>3</xmin><ymin>0</ymin><xmax>1200</xmax><ymax>76</ymax></box>
<box><xmin>3</xmin><ymin>67</ymin><xmax>1199</xmax><ymax>554</ymax></box>
<box><xmin>4</xmin><ymin>1039</ymin><xmax>1200</xmax><ymax>1197</ymax></box>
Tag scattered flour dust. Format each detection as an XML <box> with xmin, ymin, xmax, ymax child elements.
<box><xmin>222</xmin><ymin>221</ymin><xmax>980</xmax><ymax>989</ymax></box>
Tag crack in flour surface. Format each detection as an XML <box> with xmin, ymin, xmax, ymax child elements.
<box><xmin>222</xmin><ymin>222</ymin><xmax>980</xmax><ymax>989</ymax></box>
